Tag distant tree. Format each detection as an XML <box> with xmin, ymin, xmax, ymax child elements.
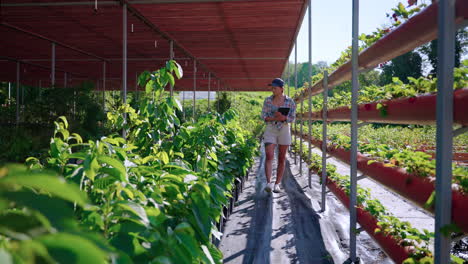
<box><xmin>359</xmin><ymin>70</ymin><xmax>380</xmax><ymax>87</ymax></box>
<box><xmin>330</xmin><ymin>70</ymin><xmax>381</xmax><ymax>96</ymax></box>
<box><xmin>379</xmin><ymin>51</ymin><xmax>422</xmax><ymax>85</ymax></box>
<box><xmin>316</xmin><ymin>61</ymin><xmax>328</xmax><ymax>71</ymax></box>
<box><xmin>419</xmin><ymin>28</ymin><xmax>467</xmax><ymax>77</ymax></box>
<box><xmin>284</xmin><ymin>62</ymin><xmax>320</xmax><ymax>88</ymax></box>
<box><xmin>214</xmin><ymin>92</ymin><xmax>231</xmax><ymax>114</ymax></box>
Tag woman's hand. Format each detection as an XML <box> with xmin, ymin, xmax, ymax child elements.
<box><xmin>274</xmin><ymin>112</ymin><xmax>287</xmax><ymax>121</ymax></box>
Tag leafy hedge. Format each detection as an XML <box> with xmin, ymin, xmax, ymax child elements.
<box><xmin>0</xmin><ymin>61</ymin><xmax>258</xmax><ymax>263</ymax></box>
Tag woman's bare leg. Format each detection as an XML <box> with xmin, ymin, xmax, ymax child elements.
<box><xmin>265</xmin><ymin>143</ymin><xmax>276</xmax><ymax>183</ymax></box>
<box><xmin>275</xmin><ymin>145</ymin><xmax>289</xmax><ymax>184</ymax></box>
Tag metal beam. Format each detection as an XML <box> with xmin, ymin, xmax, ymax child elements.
<box><xmin>51</xmin><ymin>42</ymin><xmax>56</xmax><ymax>86</ymax></box>
<box><xmin>321</xmin><ymin>70</ymin><xmax>328</xmax><ymax>212</ymax></box>
<box><xmin>294</xmin><ymin>40</ymin><xmax>298</xmax><ymax>165</ymax></box>
<box><xmin>193</xmin><ymin>60</ymin><xmax>197</xmax><ymax>120</ymax></box>
<box><xmin>208</xmin><ymin>73</ymin><xmax>211</xmax><ymax>112</ymax></box>
<box><xmin>307</xmin><ymin>0</ymin><xmax>312</xmax><ymax>188</ymax></box>
<box><xmin>103</xmin><ymin>61</ymin><xmax>106</xmax><ymax>111</ymax></box>
<box><xmin>0</xmin><ymin>23</ymin><xmax>107</xmax><ymax>62</ymax></box>
<box><xmin>16</xmin><ymin>62</ymin><xmax>20</xmax><ymax>125</ymax></box>
<box><xmin>434</xmin><ymin>0</ymin><xmax>455</xmax><ymax>262</ymax></box>
<box><xmin>0</xmin><ymin>56</ymin><xmax>90</xmax><ymax>78</ymax></box>
<box><xmin>122</xmin><ymin>3</ymin><xmax>128</xmax><ymax>138</ymax></box>
<box><xmin>19</xmin><ymin>57</ymin><xmax>285</xmax><ymax>62</ymax></box>
<box><xmin>349</xmin><ymin>0</ymin><xmax>359</xmax><ymax>262</ymax></box>
<box><xmin>121</xmin><ymin>0</ymin><xmax>223</xmax><ymax>87</ymax></box>
<box><xmin>1</xmin><ymin>0</ymin><xmax>270</xmax><ymax>7</ymax></box>
<box><xmin>170</xmin><ymin>40</ymin><xmax>174</xmax><ymax>97</ymax></box>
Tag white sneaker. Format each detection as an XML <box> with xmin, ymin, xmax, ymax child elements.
<box><xmin>264</xmin><ymin>182</ymin><xmax>274</xmax><ymax>193</ymax></box>
<box><xmin>273</xmin><ymin>184</ymin><xmax>281</xmax><ymax>193</ymax></box>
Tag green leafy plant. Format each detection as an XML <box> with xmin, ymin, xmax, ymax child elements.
<box><xmin>0</xmin><ymin>61</ymin><xmax>259</xmax><ymax>263</ymax></box>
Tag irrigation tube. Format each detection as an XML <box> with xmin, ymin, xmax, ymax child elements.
<box><xmin>349</xmin><ymin>0</ymin><xmax>359</xmax><ymax>262</ymax></box>
<box><xmin>434</xmin><ymin>0</ymin><xmax>455</xmax><ymax>262</ymax></box>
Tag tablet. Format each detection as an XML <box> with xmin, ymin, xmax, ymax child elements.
<box><xmin>278</xmin><ymin>107</ymin><xmax>290</xmax><ymax>116</ymax></box>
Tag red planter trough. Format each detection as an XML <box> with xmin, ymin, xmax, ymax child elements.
<box><xmin>297</xmin><ymin>88</ymin><xmax>468</xmax><ymax>125</ymax></box>
<box><xmin>326</xmin><ymin>179</ymin><xmax>412</xmax><ymax>263</ymax></box>
<box><xmin>293</xmin><ymin>131</ymin><xmax>468</xmax><ymax>234</ymax></box>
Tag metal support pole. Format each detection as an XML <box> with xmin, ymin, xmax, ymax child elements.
<box><xmin>169</xmin><ymin>40</ymin><xmax>174</xmax><ymax>97</ymax></box>
<box><xmin>217</xmin><ymin>80</ymin><xmax>220</xmax><ymax>112</ymax></box>
<box><xmin>299</xmin><ymin>99</ymin><xmax>303</xmax><ymax>175</ymax></box>
<box><xmin>51</xmin><ymin>42</ymin><xmax>56</xmax><ymax>86</ymax></box>
<box><xmin>193</xmin><ymin>60</ymin><xmax>197</xmax><ymax>120</ymax></box>
<box><xmin>64</xmin><ymin>72</ymin><xmax>67</xmax><ymax>88</ymax></box>
<box><xmin>8</xmin><ymin>82</ymin><xmax>11</xmax><ymax>100</ymax></box>
<box><xmin>16</xmin><ymin>62</ymin><xmax>20</xmax><ymax>125</ymax></box>
<box><xmin>294</xmin><ymin>41</ymin><xmax>298</xmax><ymax>165</ymax></box>
<box><xmin>21</xmin><ymin>81</ymin><xmax>25</xmax><ymax>105</ymax></box>
<box><xmin>73</xmin><ymin>85</ymin><xmax>76</xmax><ymax>120</ymax></box>
<box><xmin>38</xmin><ymin>80</ymin><xmax>42</xmax><ymax>101</ymax></box>
<box><xmin>349</xmin><ymin>0</ymin><xmax>359</xmax><ymax>262</ymax></box>
<box><xmin>307</xmin><ymin>0</ymin><xmax>313</xmax><ymax>187</ymax></box>
<box><xmin>434</xmin><ymin>0</ymin><xmax>455</xmax><ymax>262</ymax></box>
<box><xmin>103</xmin><ymin>61</ymin><xmax>106</xmax><ymax>111</ymax></box>
<box><xmin>307</xmin><ymin>0</ymin><xmax>312</xmax><ymax>188</ymax></box>
<box><xmin>286</xmin><ymin>61</ymin><xmax>290</xmax><ymax>97</ymax></box>
<box><xmin>182</xmin><ymin>90</ymin><xmax>185</xmax><ymax>119</ymax></box>
<box><xmin>208</xmin><ymin>72</ymin><xmax>211</xmax><ymax>112</ymax></box>
<box><xmin>122</xmin><ymin>3</ymin><xmax>128</xmax><ymax>138</ymax></box>
<box><xmin>321</xmin><ymin>70</ymin><xmax>328</xmax><ymax>212</ymax></box>
<box><xmin>135</xmin><ymin>72</ymin><xmax>139</xmax><ymax>101</ymax></box>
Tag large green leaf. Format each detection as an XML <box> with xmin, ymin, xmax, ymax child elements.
<box><xmin>0</xmin><ymin>191</ymin><xmax>75</xmax><ymax>230</ymax></box>
<box><xmin>38</xmin><ymin>233</ymin><xmax>108</xmax><ymax>264</ymax></box>
<box><xmin>0</xmin><ymin>248</ymin><xmax>13</xmax><ymax>264</ymax></box>
<box><xmin>97</xmin><ymin>156</ymin><xmax>127</xmax><ymax>182</ymax></box>
<box><xmin>0</xmin><ymin>210</ymin><xmax>45</xmax><ymax>235</ymax></box>
<box><xmin>116</xmin><ymin>201</ymin><xmax>149</xmax><ymax>227</ymax></box>
<box><xmin>0</xmin><ymin>168</ymin><xmax>88</xmax><ymax>206</ymax></box>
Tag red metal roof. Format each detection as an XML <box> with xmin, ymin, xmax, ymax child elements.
<box><xmin>0</xmin><ymin>0</ymin><xmax>307</xmax><ymax>91</ymax></box>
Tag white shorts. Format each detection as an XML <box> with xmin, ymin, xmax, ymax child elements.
<box><xmin>263</xmin><ymin>123</ymin><xmax>291</xmax><ymax>145</ymax></box>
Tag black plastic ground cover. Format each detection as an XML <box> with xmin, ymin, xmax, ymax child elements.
<box><xmin>219</xmin><ymin>146</ymin><xmax>333</xmax><ymax>264</ymax></box>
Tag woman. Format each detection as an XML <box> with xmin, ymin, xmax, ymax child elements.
<box><xmin>261</xmin><ymin>78</ymin><xmax>296</xmax><ymax>193</ymax></box>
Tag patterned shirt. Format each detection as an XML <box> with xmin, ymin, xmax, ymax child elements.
<box><xmin>261</xmin><ymin>95</ymin><xmax>296</xmax><ymax>129</ymax></box>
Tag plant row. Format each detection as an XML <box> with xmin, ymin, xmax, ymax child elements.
<box><xmin>294</xmin><ymin>61</ymin><xmax>468</xmax><ymax>113</ymax></box>
<box><xmin>0</xmin><ymin>61</ymin><xmax>259</xmax><ymax>264</ymax></box>
<box><xmin>296</xmin><ymin>87</ymin><xmax>468</xmax><ymax>127</ymax></box>
<box><xmin>292</xmin><ymin>123</ymin><xmax>468</xmax><ymax>157</ymax></box>
<box><xmin>291</xmin><ymin>138</ymin><xmax>465</xmax><ymax>264</ymax></box>
<box><xmin>293</xmin><ymin>124</ymin><xmax>467</xmax><ymax>192</ymax></box>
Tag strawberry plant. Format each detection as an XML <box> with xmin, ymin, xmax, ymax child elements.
<box><xmin>294</xmin><ymin>124</ymin><xmax>468</xmax><ymax>194</ymax></box>
<box><xmin>291</xmin><ymin>138</ymin><xmax>465</xmax><ymax>263</ymax></box>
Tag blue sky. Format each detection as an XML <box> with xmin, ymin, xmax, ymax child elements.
<box><xmin>292</xmin><ymin>0</ymin><xmax>407</xmax><ymax>64</ymax></box>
